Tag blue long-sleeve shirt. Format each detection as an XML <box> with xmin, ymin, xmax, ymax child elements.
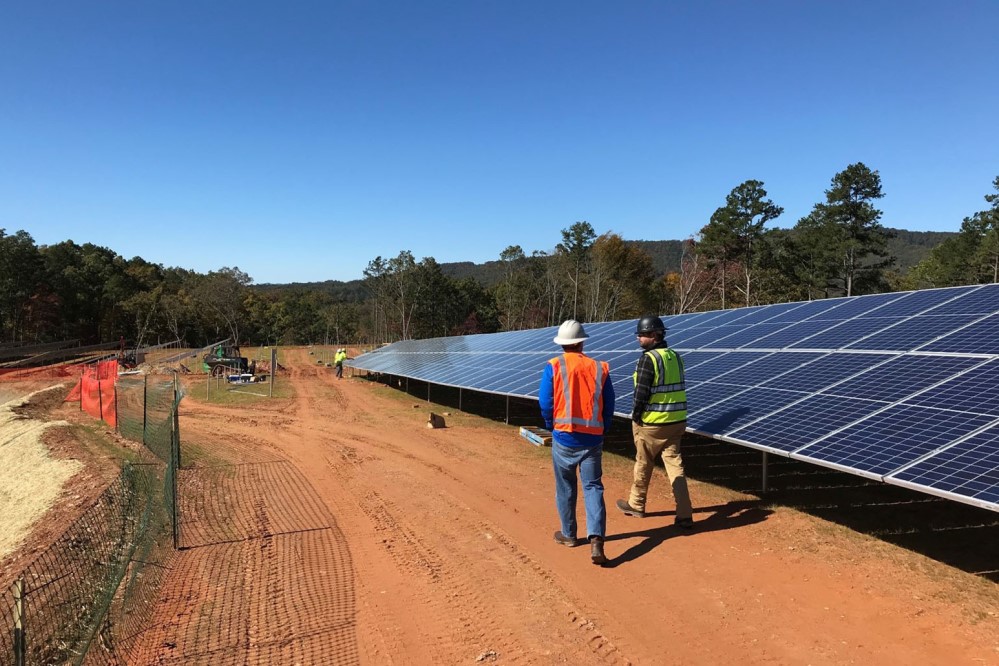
<box><xmin>538</xmin><ymin>355</ymin><xmax>616</xmax><ymax>448</ymax></box>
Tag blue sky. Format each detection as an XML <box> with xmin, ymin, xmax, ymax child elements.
<box><xmin>1</xmin><ymin>1</ymin><xmax>996</xmax><ymax>284</ymax></box>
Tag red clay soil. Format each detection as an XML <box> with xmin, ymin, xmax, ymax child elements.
<box><xmin>118</xmin><ymin>349</ymin><xmax>999</xmax><ymax>664</ymax></box>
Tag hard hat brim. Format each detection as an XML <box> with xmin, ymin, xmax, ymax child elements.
<box><xmin>553</xmin><ymin>335</ymin><xmax>588</xmax><ymax>345</ymax></box>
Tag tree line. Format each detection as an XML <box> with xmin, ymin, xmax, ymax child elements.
<box><xmin>1</xmin><ymin>164</ymin><xmax>995</xmax><ymax>348</ymax></box>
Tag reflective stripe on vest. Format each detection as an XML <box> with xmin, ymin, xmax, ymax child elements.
<box><xmin>633</xmin><ymin>348</ymin><xmax>687</xmax><ymax>424</ymax></box>
<box><xmin>550</xmin><ymin>353</ymin><xmax>607</xmax><ymax>435</ymax></box>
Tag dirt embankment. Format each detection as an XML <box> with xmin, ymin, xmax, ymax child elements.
<box><xmin>0</xmin><ymin>382</ymin><xmax>129</xmax><ymax>585</ymax></box>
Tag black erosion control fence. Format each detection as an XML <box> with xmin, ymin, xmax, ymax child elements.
<box><xmin>0</xmin><ymin>375</ymin><xmax>182</xmax><ymax>665</ymax></box>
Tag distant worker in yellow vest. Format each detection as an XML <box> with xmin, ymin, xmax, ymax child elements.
<box><xmin>334</xmin><ymin>348</ymin><xmax>347</xmax><ymax>379</ymax></box>
<box><xmin>617</xmin><ymin>315</ymin><xmax>694</xmax><ymax>529</ymax></box>
<box><xmin>539</xmin><ymin>319</ymin><xmax>615</xmax><ymax>566</ymax></box>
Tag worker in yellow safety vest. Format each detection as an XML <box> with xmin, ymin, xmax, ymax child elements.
<box><xmin>334</xmin><ymin>348</ymin><xmax>347</xmax><ymax>379</ymax></box>
<box><xmin>616</xmin><ymin>315</ymin><xmax>695</xmax><ymax>529</ymax></box>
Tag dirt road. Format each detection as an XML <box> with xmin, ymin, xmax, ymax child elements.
<box><xmin>132</xmin><ymin>348</ymin><xmax>999</xmax><ymax>664</ymax></box>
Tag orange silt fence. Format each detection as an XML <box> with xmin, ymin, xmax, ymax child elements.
<box><xmin>65</xmin><ymin>359</ymin><xmax>119</xmax><ymax>428</ymax></box>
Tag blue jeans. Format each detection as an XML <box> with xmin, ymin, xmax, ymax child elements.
<box><xmin>552</xmin><ymin>442</ymin><xmax>606</xmax><ymax>540</ymax></box>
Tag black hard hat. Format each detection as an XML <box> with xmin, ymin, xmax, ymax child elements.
<box><xmin>636</xmin><ymin>315</ymin><xmax>667</xmax><ymax>335</ymax></box>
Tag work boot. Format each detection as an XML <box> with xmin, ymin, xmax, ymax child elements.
<box><xmin>674</xmin><ymin>517</ymin><xmax>695</xmax><ymax>531</ymax></box>
<box><xmin>553</xmin><ymin>531</ymin><xmax>579</xmax><ymax>547</ymax></box>
<box><xmin>589</xmin><ymin>536</ymin><xmax>607</xmax><ymax>565</ymax></box>
<box><xmin>616</xmin><ymin>498</ymin><xmax>645</xmax><ymax>518</ymax></box>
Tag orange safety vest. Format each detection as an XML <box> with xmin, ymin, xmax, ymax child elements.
<box><xmin>548</xmin><ymin>352</ymin><xmax>609</xmax><ymax>436</ymax></box>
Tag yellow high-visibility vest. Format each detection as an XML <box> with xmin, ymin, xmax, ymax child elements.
<box><xmin>633</xmin><ymin>348</ymin><xmax>686</xmax><ymax>424</ymax></box>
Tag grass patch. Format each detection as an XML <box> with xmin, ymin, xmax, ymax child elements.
<box><xmin>74</xmin><ymin>423</ymin><xmax>142</xmax><ymax>465</ymax></box>
<box><xmin>182</xmin><ymin>377</ymin><xmax>295</xmax><ymax>405</ymax></box>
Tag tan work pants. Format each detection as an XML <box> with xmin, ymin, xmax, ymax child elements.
<box><xmin>629</xmin><ymin>421</ymin><xmax>692</xmax><ymax>520</ymax></box>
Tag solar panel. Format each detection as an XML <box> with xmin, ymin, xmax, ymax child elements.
<box><xmin>728</xmin><ymin>394</ymin><xmax>888</xmax><ymax>454</ymax></box>
<box><xmin>902</xmin><ymin>359</ymin><xmax>999</xmax><ymax>417</ymax></box>
<box><xmin>704</xmin><ymin>351</ymin><xmax>824</xmax><ymax>386</ymax></box>
<box><xmin>701</xmin><ymin>323</ymin><xmax>791</xmax><ymax>349</ymax></box>
<box><xmin>688</xmin><ymin>387</ymin><xmax>809</xmax><ymax>436</ymax></box>
<box><xmin>888</xmin><ymin>424</ymin><xmax>999</xmax><ymax>509</ymax></box>
<box><xmin>919</xmin><ymin>313</ymin><xmax>999</xmax><ymax>355</ymax></box>
<box><xmin>845</xmin><ymin>315</ymin><xmax>980</xmax><ymax>351</ymax></box>
<box><xmin>817</xmin><ymin>291</ymin><xmax>908</xmax><ymax>319</ymax></box>
<box><xmin>787</xmin><ymin>317</ymin><xmax>903</xmax><ymax>349</ymax></box>
<box><xmin>685</xmin><ymin>352</ymin><xmax>769</xmax><ymax>382</ymax></box>
<box><xmin>820</xmin><ymin>355</ymin><xmax>984</xmax><ymax>402</ymax></box>
<box><xmin>794</xmin><ymin>404</ymin><xmax>995</xmax><ymax>478</ymax></box>
<box><xmin>348</xmin><ymin>284</ymin><xmax>999</xmax><ymax>512</ymax></box>
<box><xmin>764</xmin><ymin>298</ymin><xmax>847</xmax><ymax>323</ymax></box>
<box><xmin>685</xmin><ymin>381</ymin><xmax>752</xmax><ymax>414</ymax></box>
<box><xmin>863</xmin><ymin>286</ymin><xmax>970</xmax><ymax>317</ymax></box>
<box><xmin>757</xmin><ymin>353</ymin><xmax>894</xmax><ymax>392</ymax></box>
<box><xmin>925</xmin><ymin>283</ymin><xmax>999</xmax><ymax>315</ymax></box>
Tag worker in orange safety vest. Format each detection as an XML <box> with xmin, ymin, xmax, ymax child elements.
<box><xmin>538</xmin><ymin>319</ymin><xmax>615</xmax><ymax>566</ymax></box>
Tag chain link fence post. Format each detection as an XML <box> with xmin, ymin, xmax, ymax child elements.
<box><xmin>13</xmin><ymin>578</ymin><xmax>24</xmax><ymax>666</ymax></box>
<box><xmin>171</xmin><ymin>372</ymin><xmax>180</xmax><ymax>550</ymax></box>
<box><xmin>270</xmin><ymin>347</ymin><xmax>276</xmax><ymax>398</ymax></box>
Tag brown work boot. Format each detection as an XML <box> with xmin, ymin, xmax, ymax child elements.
<box><xmin>589</xmin><ymin>536</ymin><xmax>607</xmax><ymax>565</ymax></box>
<box><xmin>616</xmin><ymin>498</ymin><xmax>645</xmax><ymax>518</ymax></box>
<box><xmin>553</xmin><ymin>531</ymin><xmax>579</xmax><ymax>547</ymax></box>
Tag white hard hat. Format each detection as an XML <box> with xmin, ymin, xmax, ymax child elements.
<box><xmin>553</xmin><ymin>319</ymin><xmax>589</xmax><ymax>346</ymax></box>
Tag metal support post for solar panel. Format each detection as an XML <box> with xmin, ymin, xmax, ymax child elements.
<box><xmin>505</xmin><ymin>396</ymin><xmax>510</xmax><ymax>424</ymax></box>
<box><xmin>761</xmin><ymin>452</ymin><xmax>769</xmax><ymax>493</ymax></box>
<box><xmin>427</xmin><ymin>381</ymin><xmax>431</xmax><ymax>403</ymax></box>
<box><xmin>13</xmin><ymin>577</ymin><xmax>24</xmax><ymax>666</ymax></box>
<box><xmin>459</xmin><ymin>388</ymin><xmax>462</xmax><ymax>411</ymax></box>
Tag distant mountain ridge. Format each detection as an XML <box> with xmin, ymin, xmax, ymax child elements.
<box><xmin>255</xmin><ymin>228</ymin><xmax>954</xmax><ymax>294</ymax></box>
<box><xmin>437</xmin><ymin>229</ymin><xmax>953</xmax><ymax>287</ymax></box>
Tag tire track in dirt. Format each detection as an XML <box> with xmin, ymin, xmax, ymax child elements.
<box><xmin>261</xmin><ymin>354</ymin><xmax>418</xmax><ymax>663</ymax></box>
<box><xmin>318</xmin><ymin>426</ymin><xmax>632</xmax><ymax>664</ymax></box>
<box><xmin>288</xmin><ymin>353</ymin><xmax>636</xmax><ymax>663</ymax></box>
<box><xmin>313</xmin><ymin>438</ymin><xmax>433</xmax><ymax>663</ymax></box>
<box><xmin>320</xmin><ymin>436</ymin><xmax>531</xmax><ymax>663</ymax></box>
<box><xmin>249</xmin><ymin>353</ymin><xmax>682</xmax><ymax>662</ymax></box>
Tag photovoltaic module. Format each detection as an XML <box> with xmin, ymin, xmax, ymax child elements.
<box><xmin>348</xmin><ymin>284</ymin><xmax>999</xmax><ymax>511</ymax></box>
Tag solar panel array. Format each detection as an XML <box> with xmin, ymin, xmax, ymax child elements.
<box><xmin>347</xmin><ymin>284</ymin><xmax>999</xmax><ymax>512</ymax></box>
